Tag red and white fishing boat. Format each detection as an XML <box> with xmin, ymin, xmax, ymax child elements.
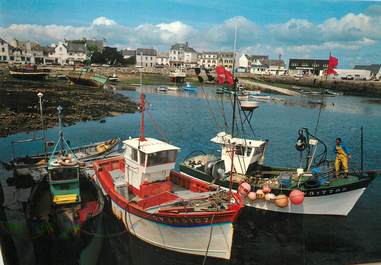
<box><xmin>93</xmin><ymin>94</ymin><xmax>243</xmax><ymax>259</ymax></box>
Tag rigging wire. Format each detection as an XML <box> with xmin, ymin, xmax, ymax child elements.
<box><xmin>200</xmin><ymin>85</ymin><xmax>223</xmax><ymax>130</ymax></box>
<box><xmin>146</xmin><ymin>109</ymin><xmax>170</xmax><ymax>143</ymax></box>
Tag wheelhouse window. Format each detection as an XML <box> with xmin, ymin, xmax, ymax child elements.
<box><xmin>50</xmin><ymin>167</ymin><xmax>78</xmax><ymax>182</ymax></box>
<box><xmin>140</xmin><ymin>151</ymin><xmax>146</xmax><ymax>166</ymax></box>
<box><xmin>147</xmin><ymin>150</ymin><xmax>177</xmax><ymax>166</ymax></box>
<box><xmin>131</xmin><ymin>148</ymin><xmax>138</xmax><ymax>161</ymax></box>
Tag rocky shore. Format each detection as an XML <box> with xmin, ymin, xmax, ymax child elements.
<box><xmin>0</xmin><ymin>78</ymin><xmax>137</xmax><ymax>137</ymax></box>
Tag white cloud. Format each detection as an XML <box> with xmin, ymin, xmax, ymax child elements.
<box><xmin>0</xmin><ymin>12</ymin><xmax>380</xmax><ymax>67</ymax></box>
<box><xmin>91</xmin><ymin>17</ymin><xmax>117</xmax><ymax>27</ymax></box>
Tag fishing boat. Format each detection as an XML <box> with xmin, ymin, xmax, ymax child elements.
<box><xmin>8</xmin><ymin>138</ymin><xmax>120</xmax><ymax>169</ymax></box>
<box><xmin>93</xmin><ymin>94</ymin><xmax>243</xmax><ymax>259</ymax></box>
<box><xmin>325</xmin><ymin>89</ymin><xmax>343</xmax><ymax>96</ymax></box>
<box><xmin>26</xmin><ymin>106</ymin><xmax>104</xmax><ymax>262</ymax></box>
<box><xmin>180</xmin><ymin>50</ymin><xmax>377</xmax><ymax>216</ymax></box>
<box><xmin>183</xmin><ymin>82</ymin><xmax>198</xmax><ymax>92</ymax></box>
<box><xmin>216</xmin><ymin>87</ymin><xmax>224</xmax><ymax>94</ymax></box>
<box><xmin>157</xmin><ymin>86</ymin><xmax>167</xmax><ymax>92</ymax></box>
<box><xmin>67</xmin><ymin>67</ymin><xmax>109</xmax><ymax>88</ymax></box>
<box><xmin>9</xmin><ymin>65</ymin><xmax>50</xmax><ymax>80</ymax></box>
<box><xmin>167</xmin><ymin>86</ymin><xmax>180</xmax><ymax>91</ymax></box>
<box><xmin>180</xmin><ymin>128</ymin><xmax>377</xmax><ymax>216</ymax></box>
<box><xmin>169</xmin><ymin>69</ymin><xmax>186</xmax><ymax>83</ymax></box>
<box><xmin>108</xmin><ymin>72</ymin><xmax>119</xmax><ymax>83</ymax></box>
<box><xmin>250</xmin><ymin>95</ymin><xmax>271</xmax><ymax>100</ymax></box>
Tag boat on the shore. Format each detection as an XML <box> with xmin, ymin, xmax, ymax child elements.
<box><xmin>93</xmin><ymin>94</ymin><xmax>243</xmax><ymax>260</ymax></box>
<box><xmin>183</xmin><ymin>82</ymin><xmax>197</xmax><ymax>92</ymax></box>
<box><xmin>9</xmin><ymin>65</ymin><xmax>50</xmax><ymax>80</ymax></box>
<box><xmin>169</xmin><ymin>69</ymin><xmax>186</xmax><ymax>83</ymax></box>
<box><xmin>167</xmin><ymin>86</ymin><xmax>180</xmax><ymax>91</ymax></box>
<box><xmin>108</xmin><ymin>72</ymin><xmax>119</xmax><ymax>83</ymax></box>
<box><xmin>180</xmin><ymin>129</ymin><xmax>377</xmax><ymax>216</ymax></box>
<box><xmin>67</xmin><ymin>67</ymin><xmax>109</xmax><ymax>88</ymax></box>
<box><xmin>8</xmin><ymin>138</ymin><xmax>120</xmax><ymax>170</ymax></box>
<box><xmin>157</xmin><ymin>86</ymin><xmax>167</xmax><ymax>92</ymax></box>
<box><xmin>26</xmin><ymin>106</ymin><xmax>104</xmax><ymax>262</ymax></box>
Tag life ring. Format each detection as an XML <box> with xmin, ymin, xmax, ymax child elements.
<box><xmin>58</xmin><ymin>156</ymin><xmax>78</xmax><ymax>166</ymax></box>
<box><xmin>50</xmin><ymin>160</ymin><xmax>61</xmax><ymax>167</ymax></box>
<box><xmin>303</xmin><ymin>179</ymin><xmax>320</xmax><ymax>189</ymax></box>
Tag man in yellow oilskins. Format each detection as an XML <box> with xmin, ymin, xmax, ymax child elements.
<box><xmin>334</xmin><ymin>138</ymin><xmax>351</xmax><ymax>178</ymax></box>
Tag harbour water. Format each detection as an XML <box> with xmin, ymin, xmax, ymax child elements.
<box><xmin>1</xmin><ymin>86</ymin><xmax>381</xmax><ymax>265</ymax></box>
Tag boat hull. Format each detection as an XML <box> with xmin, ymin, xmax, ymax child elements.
<box><xmin>110</xmin><ymin>200</ymin><xmax>234</xmax><ymax>259</ymax></box>
<box><xmin>247</xmin><ymin>187</ymin><xmax>366</xmax><ymax>216</ymax></box>
<box><xmin>180</xmin><ymin>163</ymin><xmax>374</xmax><ymax>216</ymax></box>
<box><xmin>9</xmin><ymin>71</ymin><xmax>49</xmax><ymax>80</ymax></box>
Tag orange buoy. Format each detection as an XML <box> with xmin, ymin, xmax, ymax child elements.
<box><xmin>274</xmin><ymin>194</ymin><xmax>289</xmax><ymax>208</ymax></box>
<box><xmin>289</xmin><ymin>190</ymin><xmax>304</xmax><ymax>205</ymax></box>
<box><xmin>248</xmin><ymin>192</ymin><xmax>257</xmax><ymax>201</ymax></box>
<box><xmin>265</xmin><ymin>193</ymin><xmax>276</xmax><ymax>201</ymax></box>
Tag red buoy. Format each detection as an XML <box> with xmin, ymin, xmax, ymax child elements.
<box><xmin>238</xmin><ymin>182</ymin><xmax>251</xmax><ymax>197</ymax></box>
<box><xmin>289</xmin><ymin>189</ymin><xmax>304</xmax><ymax>205</ymax></box>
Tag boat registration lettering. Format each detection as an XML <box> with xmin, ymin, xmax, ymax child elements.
<box><xmin>306</xmin><ymin>187</ymin><xmax>348</xmax><ymax>197</ymax></box>
<box><xmin>152</xmin><ymin>215</ymin><xmax>211</xmax><ymax>225</ymax></box>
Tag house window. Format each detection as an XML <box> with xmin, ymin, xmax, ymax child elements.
<box><xmin>21</xmin><ymin>56</ymin><xmax>25</xmax><ymax>61</ymax></box>
<box><xmin>1</xmin><ymin>48</ymin><xmax>4</xmax><ymax>52</ymax></box>
<box><xmin>26</xmin><ymin>57</ymin><xmax>30</xmax><ymax>62</ymax></box>
<box><xmin>10</xmin><ymin>56</ymin><xmax>14</xmax><ymax>61</ymax></box>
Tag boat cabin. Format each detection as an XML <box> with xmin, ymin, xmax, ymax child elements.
<box><xmin>48</xmin><ymin>158</ymin><xmax>81</xmax><ymax>205</ymax></box>
<box><xmin>123</xmin><ymin>137</ymin><xmax>180</xmax><ymax>198</ymax></box>
<box><xmin>211</xmin><ymin>132</ymin><xmax>267</xmax><ymax>175</ymax></box>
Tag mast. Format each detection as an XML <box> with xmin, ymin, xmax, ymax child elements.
<box><xmin>231</xmin><ymin>24</ymin><xmax>238</xmax><ymax>138</ymax></box>
<box><xmin>228</xmin><ymin>24</ymin><xmax>238</xmax><ymax>206</ymax></box>
<box><xmin>139</xmin><ymin>93</ymin><xmax>146</xmax><ymax>141</ymax></box>
<box><xmin>139</xmin><ymin>51</ymin><xmax>146</xmax><ymax>142</ymax></box>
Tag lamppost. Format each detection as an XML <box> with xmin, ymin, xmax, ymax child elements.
<box><xmin>37</xmin><ymin>92</ymin><xmax>47</xmax><ymax>161</ymax></box>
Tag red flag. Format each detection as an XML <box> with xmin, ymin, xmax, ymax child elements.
<box><xmin>224</xmin><ymin>69</ymin><xmax>234</xmax><ymax>85</ymax></box>
<box><xmin>216</xmin><ymin>65</ymin><xmax>226</xmax><ymax>85</ymax></box>
<box><xmin>327</xmin><ymin>55</ymin><xmax>338</xmax><ymax>75</ymax></box>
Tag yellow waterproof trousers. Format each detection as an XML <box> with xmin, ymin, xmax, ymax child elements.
<box><xmin>335</xmin><ymin>154</ymin><xmax>348</xmax><ymax>174</ymax></box>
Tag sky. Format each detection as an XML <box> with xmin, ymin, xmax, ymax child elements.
<box><xmin>0</xmin><ymin>0</ymin><xmax>381</xmax><ymax>67</ymax></box>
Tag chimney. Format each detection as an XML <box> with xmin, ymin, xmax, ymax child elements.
<box><xmin>186</xmin><ymin>41</ymin><xmax>189</xmax><ymax>47</ymax></box>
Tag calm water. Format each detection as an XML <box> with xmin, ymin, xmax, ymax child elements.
<box><xmin>1</xmin><ymin>86</ymin><xmax>381</xmax><ymax>265</ymax></box>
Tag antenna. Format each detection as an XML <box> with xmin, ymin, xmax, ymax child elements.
<box><xmin>57</xmin><ymin>105</ymin><xmax>64</xmax><ymax>154</ymax></box>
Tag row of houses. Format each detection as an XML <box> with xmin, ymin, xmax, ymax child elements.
<box><xmin>122</xmin><ymin>42</ymin><xmax>235</xmax><ymax>69</ymax></box>
<box><xmin>0</xmin><ymin>38</ymin><xmax>105</xmax><ymax>65</ymax></box>
<box><xmin>238</xmin><ymin>54</ymin><xmax>381</xmax><ymax>80</ymax></box>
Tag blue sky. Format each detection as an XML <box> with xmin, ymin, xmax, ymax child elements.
<box><xmin>1</xmin><ymin>0</ymin><xmax>380</xmax><ymax>67</ymax></box>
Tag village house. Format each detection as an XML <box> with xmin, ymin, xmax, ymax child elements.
<box><xmin>267</xmin><ymin>59</ymin><xmax>286</xmax><ymax>75</ymax></box>
<box><xmin>218</xmin><ymin>51</ymin><xmax>235</xmax><ymax>70</ymax></box>
<box><xmin>288</xmin><ymin>59</ymin><xmax>329</xmax><ymax>76</ymax></box>
<box><xmin>239</xmin><ymin>54</ymin><xmax>268</xmax><ymax>72</ymax></box>
<box><xmin>122</xmin><ymin>49</ymin><xmax>136</xmax><ymax>59</ymax></box>
<box><xmin>0</xmin><ymin>38</ymin><xmax>10</xmax><ymax>62</ymax></box>
<box><xmin>354</xmin><ymin>64</ymin><xmax>381</xmax><ymax>80</ymax></box>
<box><xmin>136</xmin><ymin>48</ymin><xmax>157</xmax><ymax>67</ymax></box>
<box><xmin>66</xmin><ymin>41</ymin><xmax>87</xmax><ymax>65</ymax></box>
<box><xmin>169</xmin><ymin>42</ymin><xmax>198</xmax><ymax>68</ymax></box>
<box><xmin>197</xmin><ymin>51</ymin><xmax>218</xmax><ymax>69</ymax></box>
<box><xmin>156</xmin><ymin>52</ymin><xmax>169</xmax><ymax>66</ymax></box>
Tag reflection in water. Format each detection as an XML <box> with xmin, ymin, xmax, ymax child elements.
<box><xmin>1</xmin><ymin>85</ymin><xmax>381</xmax><ymax>265</ymax></box>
